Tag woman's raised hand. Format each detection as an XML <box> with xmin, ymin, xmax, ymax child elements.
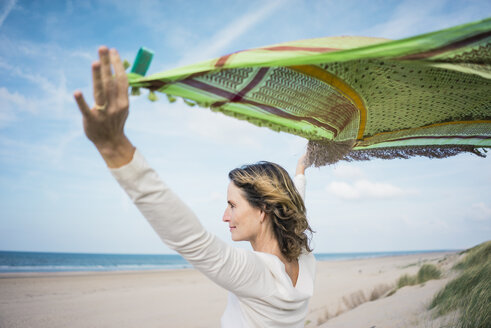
<box><xmin>296</xmin><ymin>152</ymin><xmax>308</xmax><ymax>176</ymax></box>
<box><xmin>74</xmin><ymin>46</ymin><xmax>135</xmax><ymax>168</ymax></box>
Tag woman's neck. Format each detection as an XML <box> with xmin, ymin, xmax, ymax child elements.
<box><xmin>250</xmin><ymin>223</ymin><xmax>299</xmax><ymax>286</ymax></box>
<box><xmin>250</xmin><ymin>224</ymin><xmax>285</xmax><ymax>261</ymax></box>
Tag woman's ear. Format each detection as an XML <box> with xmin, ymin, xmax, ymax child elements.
<box><xmin>259</xmin><ymin>209</ymin><xmax>267</xmax><ymax>223</ymax></box>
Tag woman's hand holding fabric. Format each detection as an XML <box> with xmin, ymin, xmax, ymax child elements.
<box><xmin>295</xmin><ymin>152</ymin><xmax>308</xmax><ymax>176</ymax></box>
<box><xmin>74</xmin><ymin>46</ymin><xmax>135</xmax><ymax>168</ymax></box>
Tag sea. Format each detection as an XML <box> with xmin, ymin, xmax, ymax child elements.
<box><xmin>0</xmin><ymin>249</ymin><xmax>456</xmax><ymax>273</ymax></box>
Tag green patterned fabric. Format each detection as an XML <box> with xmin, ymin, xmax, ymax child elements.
<box><xmin>128</xmin><ymin>18</ymin><xmax>491</xmax><ymax>166</ymax></box>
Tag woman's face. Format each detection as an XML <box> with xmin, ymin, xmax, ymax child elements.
<box><xmin>222</xmin><ymin>182</ymin><xmax>263</xmax><ymax>242</ymax></box>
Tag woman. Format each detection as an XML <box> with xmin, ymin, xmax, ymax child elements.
<box><xmin>74</xmin><ymin>46</ymin><xmax>315</xmax><ymax>328</ymax></box>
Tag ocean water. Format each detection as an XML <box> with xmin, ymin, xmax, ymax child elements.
<box><xmin>0</xmin><ymin>251</ymin><xmax>191</xmax><ymax>273</ymax></box>
<box><xmin>313</xmin><ymin>250</ymin><xmax>453</xmax><ymax>261</ymax></box>
<box><xmin>0</xmin><ymin>249</ymin><xmax>455</xmax><ymax>273</ymax></box>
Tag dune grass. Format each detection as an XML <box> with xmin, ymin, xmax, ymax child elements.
<box><xmin>396</xmin><ymin>263</ymin><xmax>441</xmax><ymax>289</ymax></box>
<box><xmin>397</xmin><ymin>273</ymin><xmax>418</xmax><ymax>288</ymax></box>
<box><xmin>417</xmin><ymin>263</ymin><xmax>442</xmax><ymax>282</ymax></box>
<box><xmin>454</xmin><ymin>240</ymin><xmax>491</xmax><ymax>270</ymax></box>
<box><xmin>429</xmin><ymin>241</ymin><xmax>490</xmax><ymax>328</ymax></box>
<box><xmin>369</xmin><ymin>283</ymin><xmax>392</xmax><ymax>301</ymax></box>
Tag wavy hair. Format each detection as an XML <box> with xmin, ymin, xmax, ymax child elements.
<box><xmin>228</xmin><ymin>161</ymin><xmax>314</xmax><ymax>262</ymax></box>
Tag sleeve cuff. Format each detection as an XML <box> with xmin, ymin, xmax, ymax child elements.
<box><xmin>109</xmin><ymin>148</ymin><xmax>146</xmax><ymax>182</ymax></box>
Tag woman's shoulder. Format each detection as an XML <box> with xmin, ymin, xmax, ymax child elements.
<box><xmin>252</xmin><ymin>249</ymin><xmax>315</xmax><ymax>267</ymax></box>
<box><xmin>252</xmin><ymin>250</ymin><xmax>316</xmax><ymax>283</ymax></box>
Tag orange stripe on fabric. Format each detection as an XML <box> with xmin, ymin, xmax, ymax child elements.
<box><xmin>289</xmin><ymin>65</ymin><xmax>367</xmax><ymax>140</ymax></box>
<box><xmin>215</xmin><ymin>53</ymin><xmax>234</xmax><ymax>67</ymax></box>
<box><xmin>363</xmin><ymin>120</ymin><xmax>491</xmax><ymax>142</ymax></box>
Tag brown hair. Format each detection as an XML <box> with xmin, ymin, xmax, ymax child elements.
<box><xmin>228</xmin><ymin>161</ymin><xmax>314</xmax><ymax>262</ymax></box>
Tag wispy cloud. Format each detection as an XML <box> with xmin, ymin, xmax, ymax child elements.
<box><xmin>364</xmin><ymin>0</ymin><xmax>488</xmax><ymax>39</ymax></box>
<box><xmin>0</xmin><ymin>58</ymin><xmax>56</xmax><ymax>93</ymax></box>
<box><xmin>0</xmin><ymin>87</ymin><xmax>37</xmax><ymax>127</ymax></box>
<box><xmin>0</xmin><ymin>0</ymin><xmax>16</xmax><ymax>28</ymax></box>
<box><xmin>363</xmin><ymin>0</ymin><xmax>446</xmax><ymax>38</ymax></box>
<box><xmin>326</xmin><ymin>179</ymin><xmax>415</xmax><ymax>200</ymax></box>
<box><xmin>0</xmin><ymin>58</ymin><xmax>74</xmax><ymax>117</ymax></box>
<box><xmin>0</xmin><ymin>34</ymin><xmax>93</xmax><ymax>63</ymax></box>
<box><xmin>176</xmin><ymin>0</ymin><xmax>284</xmax><ymax>66</ymax></box>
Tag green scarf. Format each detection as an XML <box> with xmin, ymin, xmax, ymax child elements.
<box><xmin>128</xmin><ymin>18</ymin><xmax>490</xmax><ymax>166</ymax></box>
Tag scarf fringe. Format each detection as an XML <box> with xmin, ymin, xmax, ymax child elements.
<box><xmin>306</xmin><ymin>140</ymin><xmax>487</xmax><ymax>167</ymax></box>
<box><xmin>305</xmin><ymin>140</ymin><xmax>356</xmax><ymax>166</ymax></box>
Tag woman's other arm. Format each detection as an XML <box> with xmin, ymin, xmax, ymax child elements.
<box><xmin>294</xmin><ymin>152</ymin><xmax>307</xmax><ymax>201</ymax></box>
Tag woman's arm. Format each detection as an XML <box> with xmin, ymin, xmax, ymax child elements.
<box><xmin>74</xmin><ymin>46</ymin><xmax>275</xmax><ymax>298</ymax></box>
<box><xmin>110</xmin><ymin>149</ymin><xmax>275</xmax><ymax>297</ymax></box>
<box><xmin>294</xmin><ymin>152</ymin><xmax>307</xmax><ymax>201</ymax></box>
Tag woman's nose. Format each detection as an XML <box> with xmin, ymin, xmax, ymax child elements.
<box><xmin>222</xmin><ymin>208</ymin><xmax>230</xmax><ymax>222</ymax></box>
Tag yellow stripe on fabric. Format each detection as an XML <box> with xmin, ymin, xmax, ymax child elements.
<box><xmin>289</xmin><ymin>65</ymin><xmax>367</xmax><ymax>140</ymax></box>
<box><xmin>363</xmin><ymin>120</ymin><xmax>491</xmax><ymax>142</ymax></box>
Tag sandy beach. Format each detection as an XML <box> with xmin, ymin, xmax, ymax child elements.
<box><xmin>0</xmin><ymin>251</ymin><xmax>461</xmax><ymax>328</ymax></box>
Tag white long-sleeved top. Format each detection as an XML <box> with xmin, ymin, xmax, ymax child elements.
<box><xmin>110</xmin><ymin>150</ymin><xmax>315</xmax><ymax>327</ymax></box>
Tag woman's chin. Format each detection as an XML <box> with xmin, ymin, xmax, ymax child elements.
<box><xmin>230</xmin><ymin>232</ymin><xmax>243</xmax><ymax>242</ymax></box>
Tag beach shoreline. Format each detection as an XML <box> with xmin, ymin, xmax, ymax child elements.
<box><xmin>0</xmin><ymin>251</ymin><xmax>460</xmax><ymax>328</ymax></box>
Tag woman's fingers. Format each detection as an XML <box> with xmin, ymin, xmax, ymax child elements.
<box><xmin>73</xmin><ymin>91</ymin><xmax>91</xmax><ymax>117</ymax></box>
<box><xmin>99</xmin><ymin>46</ymin><xmax>117</xmax><ymax>105</ymax></box>
<box><xmin>110</xmin><ymin>48</ymin><xmax>129</xmax><ymax>108</ymax></box>
<box><xmin>76</xmin><ymin>46</ymin><xmax>129</xmax><ymax>117</ymax></box>
<box><xmin>298</xmin><ymin>152</ymin><xmax>307</xmax><ymax>165</ymax></box>
<box><xmin>92</xmin><ymin>61</ymin><xmax>106</xmax><ymax>107</ymax></box>
<box><xmin>74</xmin><ymin>46</ymin><xmax>132</xmax><ymax>153</ymax></box>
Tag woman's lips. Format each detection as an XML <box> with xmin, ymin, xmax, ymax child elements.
<box><xmin>229</xmin><ymin>226</ymin><xmax>236</xmax><ymax>231</ymax></box>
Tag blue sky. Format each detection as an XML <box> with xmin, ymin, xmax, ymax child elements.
<box><xmin>0</xmin><ymin>0</ymin><xmax>490</xmax><ymax>254</ymax></box>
